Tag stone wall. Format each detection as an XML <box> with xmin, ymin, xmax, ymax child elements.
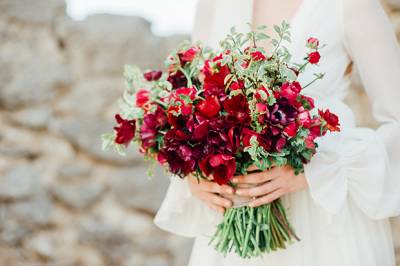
<box><xmin>0</xmin><ymin>0</ymin><xmax>399</xmax><ymax>265</ymax></box>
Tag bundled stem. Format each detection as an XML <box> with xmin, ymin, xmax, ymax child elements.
<box><xmin>209</xmin><ymin>199</ymin><xmax>298</xmax><ymax>259</ymax></box>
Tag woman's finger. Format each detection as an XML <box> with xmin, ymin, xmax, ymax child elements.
<box><xmin>233</xmin><ymin>167</ymin><xmax>284</xmax><ymax>184</ymax></box>
<box><xmin>206</xmin><ymin>203</ymin><xmax>225</xmax><ymax>214</ymax></box>
<box><xmin>197</xmin><ymin>192</ymin><xmax>232</xmax><ymax>208</ymax></box>
<box><xmin>235</xmin><ymin>180</ymin><xmax>280</xmax><ymax>197</ymax></box>
<box><xmin>188</xmin><ymin>176</ymin><xmax>234</xmax><ymax>194</ymax></box>
<box><xmin>248</xmin><ymin>189</ymin><xmax>285</xmax><ymax>207</ymax></box>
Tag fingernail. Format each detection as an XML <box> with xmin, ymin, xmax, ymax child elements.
<box><xmin>232</xmin><ymin>178</ymin><xmax>238</xmax><ymax>183</ymax></box>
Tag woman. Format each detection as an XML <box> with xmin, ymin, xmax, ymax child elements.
<box><xmin>155</xmin><ymin>0</ymin><xmax>400</xmax><ymax>265</ymax></box>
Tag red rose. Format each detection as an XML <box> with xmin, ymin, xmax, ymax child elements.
<box><xmin>196</xmin><ymin>95</ymin><xmax>221</xmax><ymax>118</ymax></box>
<box><xmin>143</xmin><ymin>70</ymin><xmax>162</xmax><ymax>81</ymax></box>
<box><xmin>179</xmin><ymin>46</ymin><xmax>200</xmax><ymax>64</ymax></box>
<box><xmin>306</xmin><ymin>37</ymin><xmax>320</xmax><ymax>49</ymax></box>
<box><xmin>114</xmin><ymin>114</ymin><xmax>136</xmax><ymax>147</ymax></box>
<box><xmin>308</xmin><ymin>51</ymin><xmax>321</xmax><ymax>64</ymax></box>
<box><xmin>251</xmin><ymin>51</ymin><xmax>266</xmax><ymax>61</ymax></box>
<box><xmin>318</xmin><ymin>109</ymin><xmax>340</xmax><ymax>132</ymax></box>
<box><xmin>280</xmin><ymin>81</ymin><xmax>302</xmax><ymax>103</ymax></box>
<box><xmin>199</xmin><ymin>154</ymin><xmax>236</xmax><ymax>185</ymax></box>
<box><xmin>283</xmin><ymin>122</ymin><xmax>298</xmax><ymax>138</ymax></box>
<box><xmin>136</xmin><ymin>89</ymin><xmax>150</xmax><ymax>109</ymax></box>
<box><xmin>297</xmin><ymin>110</ymin><xmax>312</xmax><ymax>128</ymax></box>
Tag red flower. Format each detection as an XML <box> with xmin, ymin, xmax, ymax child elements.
<box><xmin>251</xmin><ymin>51</ymin><xmax>266</xmax><ymax>61</ymax></box>
<box><xmin>283</xmin><ymin>122</ymin><xmax>298</xmax><ymax>138</ymax></box>
<box><xmin>223</xmin><ymin>94</ymin><xmax>251</xmax><ymax>124</ymax></box>
<box><xmin>196</xmin><ymin>95</ymin><xmax>221</xmax><ymax>118</ymax></box>
<box><xmin>318</xmin><ymin>109</ymin><xmax>340</xmax><ymax>132</ymax></box>
<box><xmin>280</xmin><ymin>82</ymin><xmax>302</xmax><ymax>104</ymax></box>
<box><xmin>143</xmin><ymin>70</ymin><xmax>162</xmax><ymax>81</ymax></box>
<box><xmin>306</xmin><ymin>37</ymin><xmax>320</xmax><ymax>49</ymax></box>
<box><xmin>114</xmin><ymin>114</ymin><xmax>136</xmax><ymax>147</ymax></box>
<box><xmin>140</xmin><ymin>106</ymin><xmax>167</xmax><ymax>150</ymax></box>
<box><xmin>169</xmin><ymin>87</ymin><xmax>197</xmax><ymax>116</ymax></box>
<box><xmin>308</xmin><ymin>51</ymin><xmax>321</xmax><ymax>64</ymax></box>
<box><xmin>199</xmin><ymin>154</ymin><xmax>236</xmax><ymax>185</ymax></box>
<box><xmin>230</xmin><ymin>80</ymin><xmax>244</xmax><ymax>91</ymax></box>
<box><xmin>241</xmin><ymin>128</ymin><xmax>259</xmax><ymax>147</ymax></box>
<box><xmin>305</xmin><ymin>135</ymin><xmax>316</xmax><ymax>149</ymax></box>
<box><xmin>136</xmin><ymin>89</ymin><xmax>150</xmax><ymax>109</ymax></box>
<box><xmin>179</xmin><ymin>46</ymin><xmax>200</xmax><ymax>64</ymax></box>
<box><xmin>202</xmin><ymin>55</ymin><xmax>230</xmax><ymax>97</ymax></box>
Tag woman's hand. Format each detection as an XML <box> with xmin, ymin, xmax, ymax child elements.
<box><xmin>233</xmin><ymin>165</ymin><xmax>308</xmax><ymax>207</ymax></box>
<box><xmin>187</xmin><ymin>175</ymin><xmax>234</xmax><ymax>213</ymax></box>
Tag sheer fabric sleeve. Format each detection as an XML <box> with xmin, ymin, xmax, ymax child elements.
<box><xmin>304</xmin><ymin>0</ymin><xmax>400</xmax><ymax>219</ymax></box>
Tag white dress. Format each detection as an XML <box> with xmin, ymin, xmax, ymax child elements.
<box><xmin>154</xmin><ymin>0</ymin><xmax>400</xmax><ymax>265</ymax></box>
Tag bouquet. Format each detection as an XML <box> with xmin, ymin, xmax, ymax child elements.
<box><xmin>102</xmin><ymin>22</ymin><xmax>340</xmax><ymax>258</ymax></box>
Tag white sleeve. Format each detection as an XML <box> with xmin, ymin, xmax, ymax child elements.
<box><xmin>304</xmin><ymin>0</ymin><xmax>400</xmax><ymax>219</ymax></box>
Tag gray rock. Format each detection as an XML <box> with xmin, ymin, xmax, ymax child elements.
<box><xmin>10</xmin><ymin>106</ymin><xmax>52</xmax><ymax>129</ymax></box>
<box><xmin>0</xmin><ymin>0</ymin><xmax>66</xmax><ymax>24</ymax></box>
<box><xmin>25</xmin><ymin>233</ymin><xmax>54</xmax><ymax>260</ymax></box>
<box><xmin>51</xmin><ymin>116</ymin><xmax>142</xmax><ymax>165</ymax></box>
<box><xmin>57</xmin><ymin>161</ymin><xmax>92</xmax><ymax>181</ymax></box>
<box><xmin>50</xmin><ymin>180</ymin><xmax>104</xmax><ymax>210</ymax></box>
<box><xmin>0</xmin><ymin>165</ymin><xmax>41</xmax><ymax>201</ymax></box>
<box><xmin>79</xmin><ymin>219</ymin><xmax>135</xmax><ymax>265</ymax></box>
<box><xmin>110</xmin><ymin>165</ymin><xmax>170</xmax><ymax>213</ymax></box>
<box><xmin>56</xmin><ymin>14</ymin><xmax>187</xmax><ymax>79</ymax></box>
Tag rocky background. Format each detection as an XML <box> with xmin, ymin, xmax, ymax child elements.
<box><xmin>0</xmin><ymin>0</ymin><xmax>399</xmax><ymax>265</ymax></box>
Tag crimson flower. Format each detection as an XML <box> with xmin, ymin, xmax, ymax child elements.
<box><xmin>297</xmin><ymin>110</ymin><xmax>312</xmax><ymax>128</ymax></box>
<box><xmin>179</xmin><ymin>46</ymin><xmax>200</xmax><ymax>64</ymax></box>
<box><xmin>223</xmin><ymin>94</ymin><xmax>251</xmax><ymax>125</ymax></box>
<box><xmin>114</xmin><ymin>114</ymin><xmax>136</xmax><ymax>147</ymax></box>
<box><xmin>199</xmin><ymin>154</ymin><xmax>236</xmax><ymax>185</ymax></box>
<box><xmin>202</xmin><ymin>55</ymin><xmax>230</xmax><ymax>97</ymax></box>
<box><xmin>139</xmin><ymin>106</ymin><xmax>168</xmax><ymax>150</ymax></box>
<box><xmin>167</xmin><ymin>70</ymin><xmax>187</xmax><ymax>89</ymax></box>
<box><xmin>196</xmin><ymin>95</ymin><xmax>221</xmax><ymax>118</ymax></box>
<box><xmin>280</xmin><ymin>82</ymin><xmax>302</xmax><ymax>104</ymax></box>
<box><xmin>319</xmin><ymin>109</ymin><xmax>340</xmax><ymax>132</ymax></box>
<box><xmin>251</xmin><ymin>51</ymin><xmax>266</xmax><ymax>61</ymax></box>
<box><xmin>143</xmin><ymin>70</ymin><xmax>162</xmax><ymax>81</ymax></box>
<box><xmin>283</xmin><ymin>122</ymin><xmax>298</xmax><ymax>138</ymax></box>
<box><xmin>308</xmin><ymin>51</ymin><xmax>321</xmax><ymax>64</ymax></box>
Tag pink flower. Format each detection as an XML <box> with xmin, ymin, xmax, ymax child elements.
<box><xmin>114</xmin><ymin>114</ymin><xmax>136</xmax><ymax>147</ymax></box>
<box><xmin>297</xmin><ymin>110</ymin><xmax>312</xmax><ymax>128</ymax></box>
<box><xmin>308</xmin><ymin>51</ymin><xmax>321</xmax><ymax>64</ymax></box>
<box><xmin>280</xmin><ymin>82</ymin><xmax>302</xmax><ymax>104</ymax></box>
<box><xmin>199</xmin><ymin>154</ymin><xmax>236</xmax><ymax>185</ymax></box>
<box><xmin>306</xmin><ymin>37</ymin><xmax>320</xmax><ymax>49</ymax></box>
<box><xmin>256</xmin><ymin>103</ymin><xmax>268</xmax><ymax>113</ymax></box>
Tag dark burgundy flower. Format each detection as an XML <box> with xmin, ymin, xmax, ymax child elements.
<box><xmin>308</xmin><ymin>51</ymin><xmax>321</xmax><ymax>64</ymax></box>
<box><xmin>199</xmin><ymin>154</ymin><xmax>236</xmax><ymax>185</ymax></box>
<box><xmin>114</xmin><ymin>114</ymin><xmax>136</xmax><ymax>147</ymax></box>
<box><xmin>241</xmin><ymin>128</ymin><xmax>259</xmax><ymax>147</ymax></box>
<box><xmin>223</xmin><ymin>94</ymin><xmax>251</xmax><ymax>125</ymax></box>
<box><xmin>139</xmin><ymin>106</ymin><xmax>167</xmax><ymax>150</ymax></box>
<box><xmin>143</xmin><ymin>70</ymin><xmax>162</xmax><ymax>81</ymax></box>
<box><xmin>319</xmin><ymin>109</ymin><xmax>340</xmax><ymax>132</ymax></box>
<box><xmin>267</xmin><ymin>98</ymin><xmax>298</xmax><ymax>126</ymax></box>
<box><xmin>136</xmin><ymin>89</ymin><xmax>150</xmax><ymax>109</ymax></box>
<box><xmin>196</xmin><ymin>95</ymin><xmax>221</xmax><ymax>118</ymax></box>
<box><xmin>167</xmin><ymin>70</ymin><xmax>187</xmax><ymax>89</ymax></box>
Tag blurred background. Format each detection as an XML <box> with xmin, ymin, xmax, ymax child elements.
<box><xmin>0</xmin><ymin>0</ymin><xmax>399</xmax><ymax>265</ymax></box>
